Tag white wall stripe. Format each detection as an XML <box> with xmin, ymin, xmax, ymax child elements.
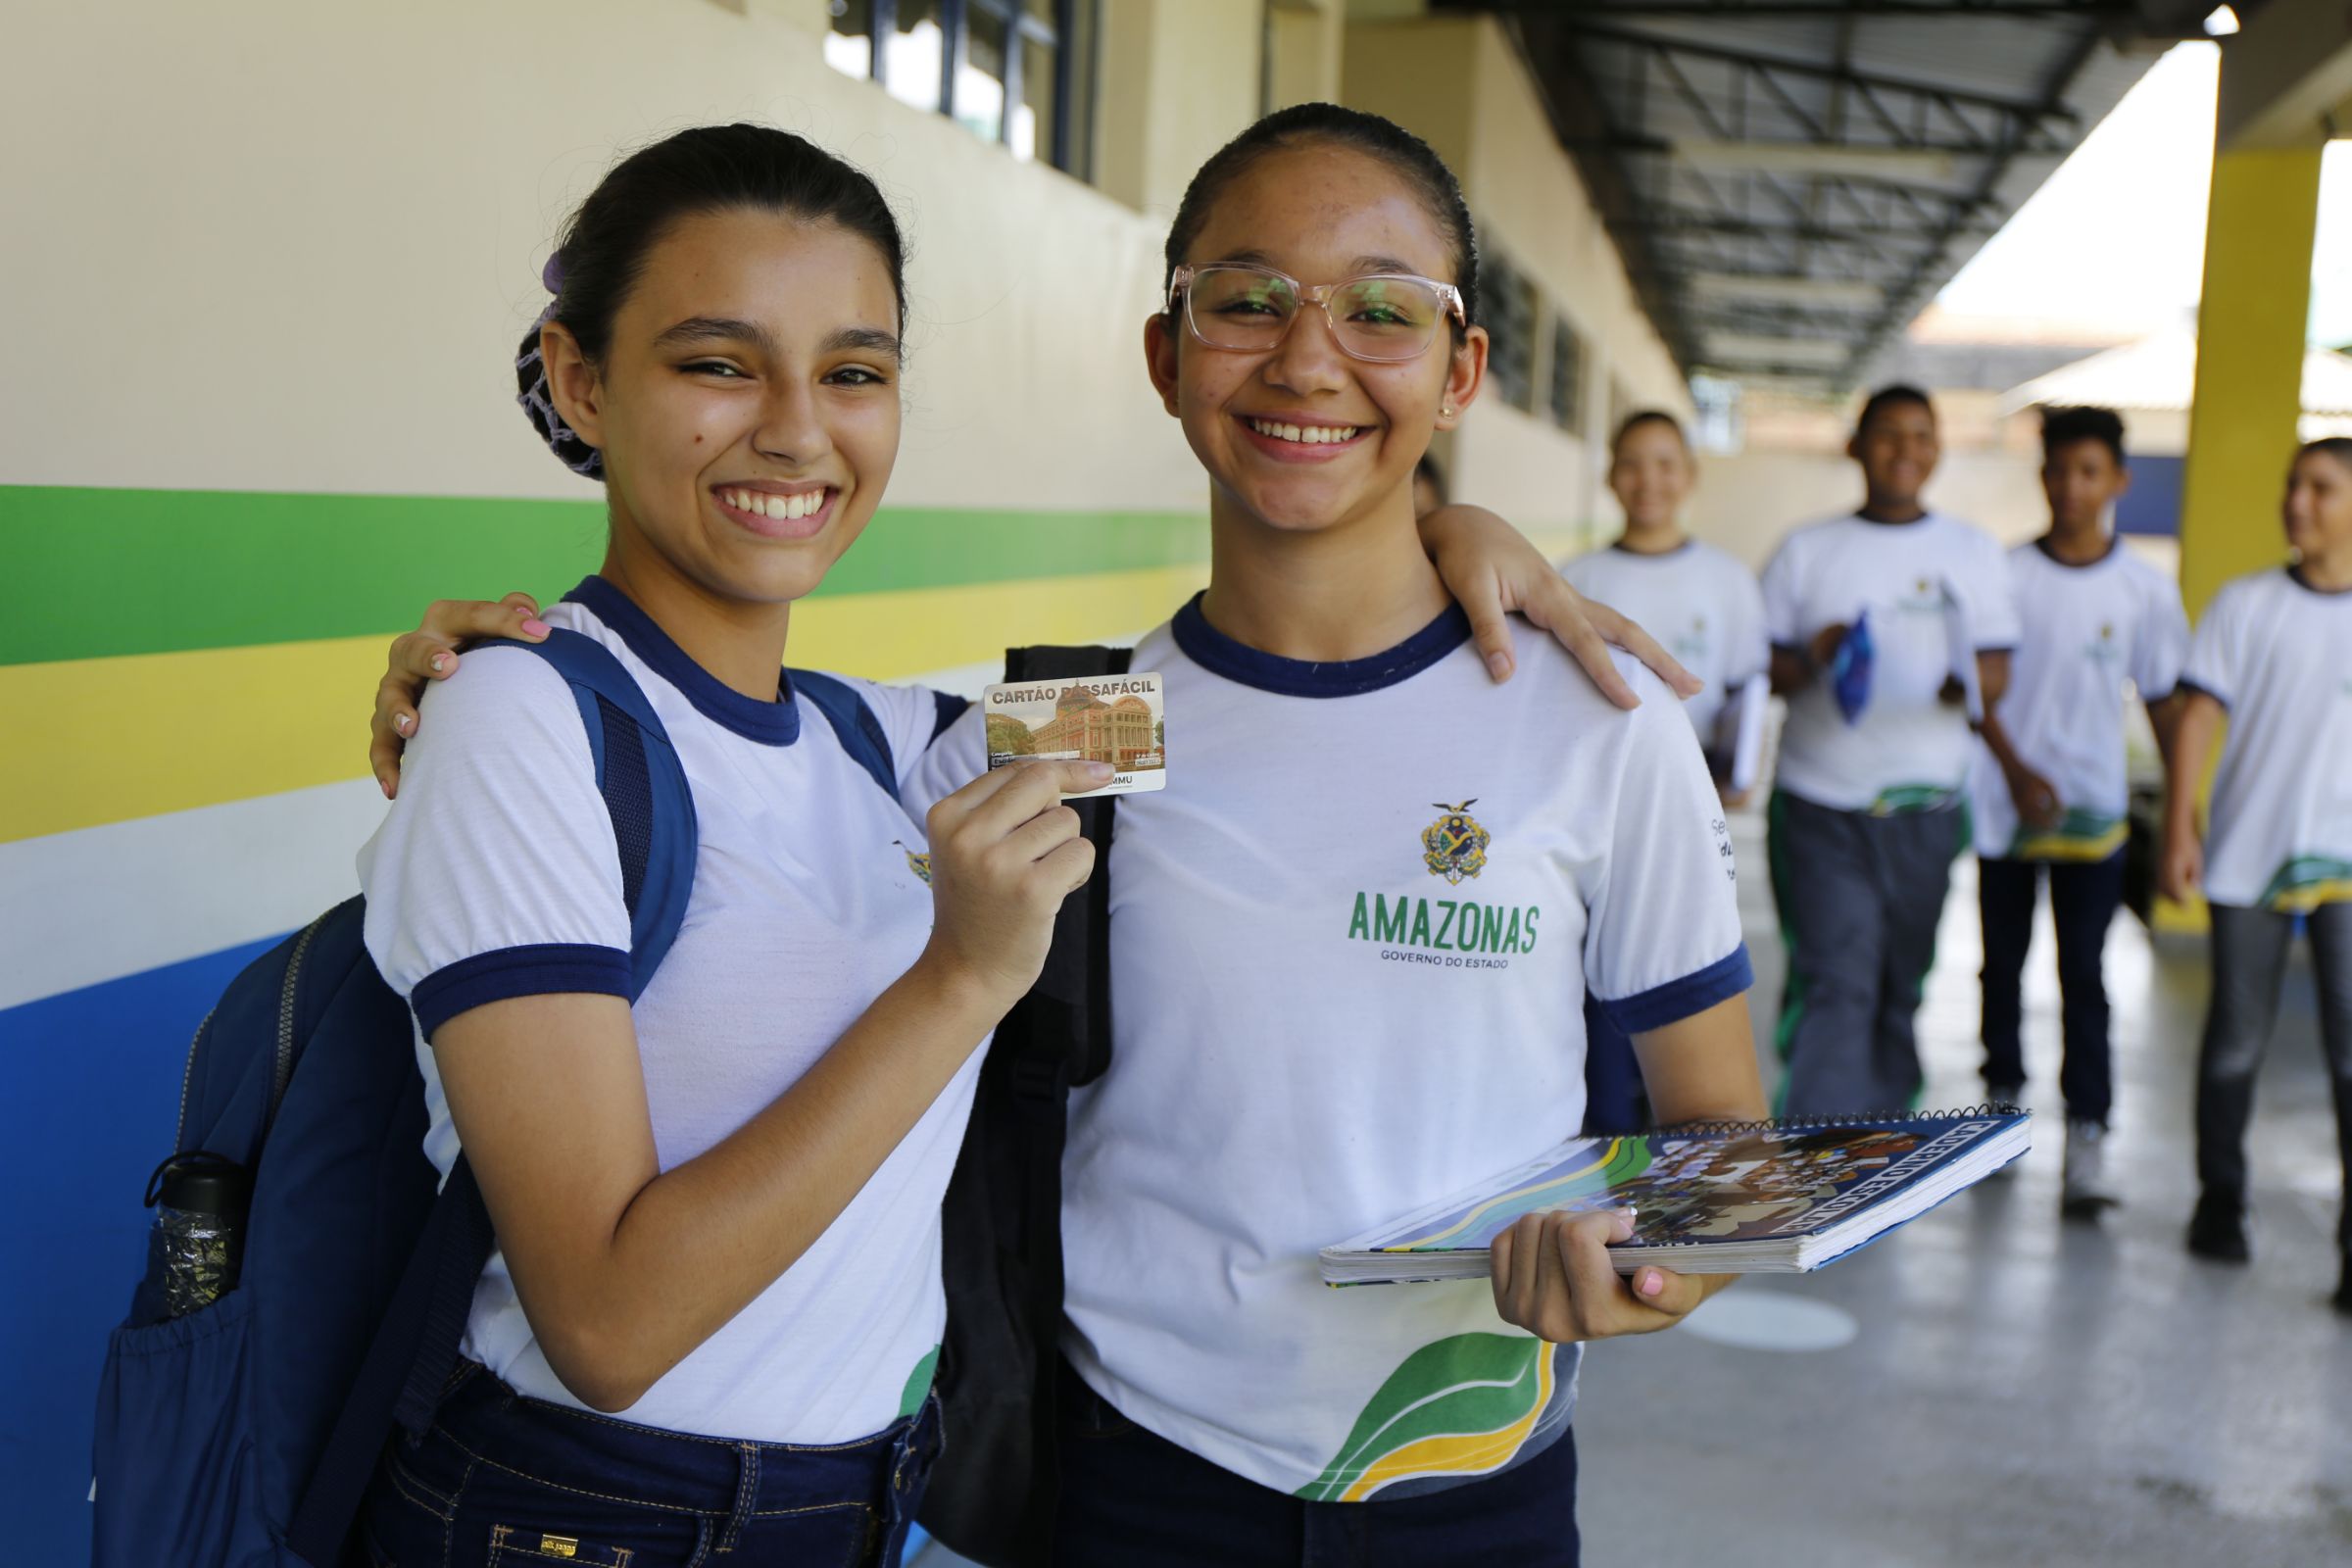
<box><xmin>0</xmin><ymin>778</ymin><xmax>389</xmax><ymax>1012</ymax></box>
<box><xmin>0</xmin><ymin>654</ymin><xmax>1040</xmax><ymax>1013</ymax></box>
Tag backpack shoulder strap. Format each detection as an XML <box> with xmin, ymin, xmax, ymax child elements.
<box><xmin>287</xmin><ymin>629</ymin><xmax>698</xmax><ymax>1567</ymax></box>
<box><xmin>509</xmin><ymin>629</ymin><xmax>699</xmax><ymax>993</ymax></box>
<box><xmin>789</xmin><ymin>667</ymin><xmax>899</xmax><ymax>801</ymax></box>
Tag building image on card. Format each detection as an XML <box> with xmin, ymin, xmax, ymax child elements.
<box><xmin>988</xmin><ymin>680</ymin><xmax>1165</xmax><ymax>774</ymax></box>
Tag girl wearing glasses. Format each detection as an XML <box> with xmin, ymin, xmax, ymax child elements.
<box><xmin>369</xmin><ymin>107</ymin><xmax>1760</xmax><ymax>1563</ymax></box>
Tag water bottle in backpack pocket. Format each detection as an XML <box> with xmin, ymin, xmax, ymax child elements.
<box><xmin>89</xmin><ymin>631</ymin><xmax>701</xmax><ymax>1568</ymax></box>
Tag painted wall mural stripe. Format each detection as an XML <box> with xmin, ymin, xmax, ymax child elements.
<box><xmin>1</xmin><ymin>564</ymin><xmax>1208</xmax><ymax>843</ymax></box>
<box><xmin>0</xmin><ymin>485</ymin><xmax>1209</xmax><ymax>666</ymax></box>
<box><xmin>0</xmin><ymin>778</ymin><xmax>388</xmax><ymax>1012</ymax></box>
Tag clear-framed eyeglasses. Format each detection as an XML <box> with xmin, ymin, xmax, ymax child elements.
<box><xmin>1167</xmin><ymin>263</ymin><xmax>1467</xmax><ymax>364</ymax></box>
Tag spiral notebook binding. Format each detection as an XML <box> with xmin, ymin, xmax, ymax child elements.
<box><xmin>1649</xmin><ymin>1102</ymin><xmax>2026</xmax><ymax>1140</ymax></box>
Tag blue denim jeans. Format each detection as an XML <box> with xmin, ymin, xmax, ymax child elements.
<box><xmin>357</xmin><ymin>1362</ymin><xmax>942</xmax><ymax>1567</ymax></box>
<box><xmin>1053</xmin><ymin>1362</ymin><xmax>1580</xmax><ymax>1567</ymax></box>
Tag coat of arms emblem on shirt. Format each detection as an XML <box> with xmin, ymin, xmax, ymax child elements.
<box><xmin>1422</xmin><ymin>801</ymin><xmax>1491</xmax><ymax>885</ymax></box>
<box><xmin>894</xmin><ymin>841</ymin><xmax>933</xmax><ymax>885</ymax></box>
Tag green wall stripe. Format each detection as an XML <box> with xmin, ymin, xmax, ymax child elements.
<box><xmin>0</xmin><ymin>485</ymin><xmax>1207</xmax><ymax>666</ymax></box>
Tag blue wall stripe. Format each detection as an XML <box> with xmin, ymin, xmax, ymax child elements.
<box><xmin>1</xmin><ymin>933</ymin><xmax>281</xmax><ymax>1566</ymax></box>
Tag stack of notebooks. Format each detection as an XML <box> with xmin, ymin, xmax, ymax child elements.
<box><xmin>1321</xmin><ymin>1107</ymin><xmax>2030</xmax><ymax>1285</ymax></box>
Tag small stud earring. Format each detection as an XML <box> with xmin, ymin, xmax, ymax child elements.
<box><xmin>1442</xmin><ymin>403</ymin><xmax>1454</xmax><ymax>417</ymax></box>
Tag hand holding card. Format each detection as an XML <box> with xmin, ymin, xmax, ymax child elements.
<box><xmin>982</xmin><ymin>672</ymin><xmax>1167</xmax><ymax>800</ymax></box>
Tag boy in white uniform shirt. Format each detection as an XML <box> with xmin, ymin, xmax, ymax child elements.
<box><xmin>1761</xmin><ymin>385</ymin><xmax>2020</xmax><ymax>1114</ymax></box>
<box><xmin>2162</xmin><ymin>438</ymin><xmax>2352</xmax><ymax>1312</ymax></box>
<box><xmin>1562</xmin><ymin>411</ymin><xmax>1769</xmax><ymax>1134</ymax></box>
<box><xmin>1971</xmin><ymin>408</ymin><xmax>2185</xmax><ymax>1213</ymax></box>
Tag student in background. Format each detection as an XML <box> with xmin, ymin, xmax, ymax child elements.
<box><xmin>2161</xmin><ymin>437</ymin><xmax>2352</xmax><ymax>1313</ymax></box>
<box><xmin>1562</xmin><ymin>410</ymin><xmax>1768</xmax><ymax>1134</ymax></box>
<box><xmin>1562</xmin><ymin>411</ymin><xmax>1769</xmax><ymax>806</ymax></box>
<box><xmin>1761</xmin><ymin>386</ymin><xmax>2019</xmax><ymax>1115</ymax></box>
<box><xmin>1970</xmin><ymin>406</ymin><xmax>2186</xmax><ymax>1215</ymax></box>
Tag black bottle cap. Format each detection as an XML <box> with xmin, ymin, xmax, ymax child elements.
<box><xmin>145</xmin><ymin>1152</ymin><xmax>251</xmax><ymax>1216</ymax></box>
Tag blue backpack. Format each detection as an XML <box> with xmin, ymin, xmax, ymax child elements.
<box><xmin>90</xmin><ymin>631</ymin><xmax>899</xmax><ymax>1568</ymax></box>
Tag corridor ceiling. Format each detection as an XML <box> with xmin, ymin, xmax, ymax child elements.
<box><xmin>1433</xmin><ymin>0</ymin><xmax>2262</xmax><ymax>388</ymax></box>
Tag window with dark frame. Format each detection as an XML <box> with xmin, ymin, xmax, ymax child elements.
<box><xmin>1484</xmin><ymin>249</ymin><xmax>1537</xmax><ymax>414</ymax></box>
<box><xmin>826</xmin><ymin>0</ymin><xmax>1095</xmax><ymax>176</ymax></box>
<box><xmin>1549</xmin><ymin>318</ymin><xmax>1586</xmax><ymax>436</ymax></box>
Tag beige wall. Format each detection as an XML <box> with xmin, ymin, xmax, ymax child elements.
<box><xmin>1</xmin><ymin>0</ymin><xmax>1207</xmax><ymax>513</ymax></box>
<box><xmin>5</xmin><ymin>1</ymin><xmax>1693</xmax><ymax>538</ymax></box>
<box><xmin>1095</xmin><ymin>0</ymin><xmax>1268</xmax><ymax>221</ymax></box>
<box><xmin>1343</xmin><ymin>15</ymin><xmax>1691</xmax><ymax>545</ymax></box>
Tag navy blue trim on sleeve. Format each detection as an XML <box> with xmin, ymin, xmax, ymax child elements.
<box><xmin>2175</xmin><ymin>677</ymin><xmax>2230</xmax><ymax>711</ymax></box>
<box><xmin>930</xmin><ymin>690</ymin><xmax>973</xmax><ymax>744</ymax></box>
<box><xmin>1172</xmin><ymin>590</ymin><xmax>1472</xmax><ymax>698</ymax></box>
<box><xmin>1972</xmin><ymin>644</ymin><xmax>2020</xmax><ymax>657</ymax></box>
<box><xmin>1597</xmin><ymin>943</ymin><xmax>1754</xmax><ymax>1036</ymax></box>
<box><xmin>413</xmin><ymin>943</ymin><xmax>633</xmax><ymax>1038</ymax></box>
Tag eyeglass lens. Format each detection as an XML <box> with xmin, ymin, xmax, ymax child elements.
<box><xmin>1185</xmin><ymin>267</ymin><xmax>1445</xmax><ymax>361</ymax></box>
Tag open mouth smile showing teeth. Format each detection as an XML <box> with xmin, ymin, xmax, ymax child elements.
<box><xmin>718</xmin><ymin>487</ymin><xmax>830</xmax><ymax>521</ymax></box>
<box><xmin>1246</xmin><ymin>417</ymin><xmax>1361</xmax><ymax>445</ymax></box>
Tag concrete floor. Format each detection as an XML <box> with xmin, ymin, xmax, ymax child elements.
<box><xmin>921</xmin><ymin>808</ymin><xmax>2352</xmax><ymax>1565</ymax></box>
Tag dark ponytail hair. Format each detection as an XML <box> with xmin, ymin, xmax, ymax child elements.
<box><xmin>1161</xmin><ymin>103</ymin><xmax>1478</xmax><ymax>332</ymax></box>
<box><xmin>516</xmin><ymin>123</ymin><xmax>907</xmax><ymax>479</ymax></box>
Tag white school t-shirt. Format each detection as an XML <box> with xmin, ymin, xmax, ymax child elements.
<box><xmin>910</xmin><ymin>596</ymin><xmax>1750</xmax><ymax>1499</ymax></box>
<box><xmin>1968</xmin><ymin>539</ymin><xmax>2188</xmax><ymax>860</ymax></box>
<box><xmin>1559</xmin><ymin>539</ymin><xmax>1770</xmax><ymax>739</ymax></box>
<box><xmin>1760</xmin><ymin>512</ymin><xmax>2020</xmax><ymax>814</ymax></box>
<box><xmin>2178</xmin><ymin>565</ymin><xmax>2352</xmax><ymax>911</ymax></box>
<box><xmin>357</xmin><ymin>576</ymin><xmax>975</xmax><ymax>1444</ymax></box>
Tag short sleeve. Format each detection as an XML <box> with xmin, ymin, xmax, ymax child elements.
<box><xmin>357</xmin><ymin>646</ymin><xmax>632</xmax><ymax>1039</ymax></box>
<box><xmin>1759</xmin><ymin>533</ymin><xmax>1805</xmax><ymax>650</ymax></box>
<box><xmin>2180</xmin><ymin>585</ymin><xmax>2241</xmax><ymax>710</ymax></box>
<box><xmin>1583</xmin><ymin>665</ymin><xmax>1754</xmax><ymax>1034</ymax></box>
<box><xmin>2134</xmin><ymin>573</ymin><xmax>2190</xmax><ymax>700</ymax></box>
<box><xmin>1962</xmin><ymin>530</ymin><xmax>2022</xmax><ymax>651</ymax></box>
<box><xmin>899</xmin><ymin>702</ymin><xmax>990</xmax><ymax>821</ymax></box>
<box><xmin>1721</xmin><ymin>560</ymin><xmax>1771</xmax><ymax>685</ymax></box>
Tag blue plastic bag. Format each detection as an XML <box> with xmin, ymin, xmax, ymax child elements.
<box><xmin>1830</xmin><ymin>610</ymin><xmax>1874</xmax><ymax>725</ymax></box>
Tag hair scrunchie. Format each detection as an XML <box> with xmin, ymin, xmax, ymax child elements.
<box><xmin>514</xmin><ymin>252</ymin><xmax>605</xmax><ymax>479</ymax></box>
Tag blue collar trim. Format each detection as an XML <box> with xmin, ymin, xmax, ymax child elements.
<box><xmin>1171</xmin><ymin>591</ymin><xmax>1472</xmax><ymax>698</ymax></box>
<box><xmin>1610</xmin><ymin>537</ymin><xmax>1695</xmax><ymax>559</ymax></box>
<box><xmin>563</xmin><ymin>575</ymin><xmax>799</xmax><ymax>746</ymax></box>
<box><xmin>2289</xmin><ymin>564</ymin><xmax>2352</xmax><ymax>597</ymax></box>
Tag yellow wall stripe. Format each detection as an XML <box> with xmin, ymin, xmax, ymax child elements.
<box><xmin>0</xmin><ymin>566</ymin><xmax>1208</xmax><ymax>844</ymax></box>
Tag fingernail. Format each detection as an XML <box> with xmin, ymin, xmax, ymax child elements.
<box><xmin>1487</xmin><ymin>652</ymin><xmax>1512</xmax><ymax>681</ymax></box>
<box><xmin>1640</xmin><ymin>1270</ymin><xmax>1664</xmax><ymax>1298</ymax></box>
<box><xmin>1084</xmin><ymin>761</ymin><xmax>1114</xmax><ymax>779</ymax></box>
<box><xmin>521</xmin><ymin>618</ymin><xmax>550</xmax><ymax>638</ymax></box>
<box><xmin>377</xmin><ymin>775</ymin><xmax>393</xmax><ymax>800</ymax></box>
<box><xmin>1611</xmin><ymin>1207</ymin><xmax>1638</xmax><ymax>1241</ymax></box>
<box><xmin>395</xmin><ymin>712</ymin><xmax>415</xmax><ymax>736</ymax></box>
<box><xmin>430</xmin><ymin>652</ymin><xmax>451</xmax><ymax>673</ymax></box>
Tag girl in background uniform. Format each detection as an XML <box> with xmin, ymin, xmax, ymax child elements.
<box><xmin>1561</xmin><ymin>411</ymin><xmax>1771</xmax><ymax>1135</ymax></box>
<box><xmin>2162</xmin><ymin>436</ymin><xmax>2352</xmax><ymax>1314</ymax></box>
